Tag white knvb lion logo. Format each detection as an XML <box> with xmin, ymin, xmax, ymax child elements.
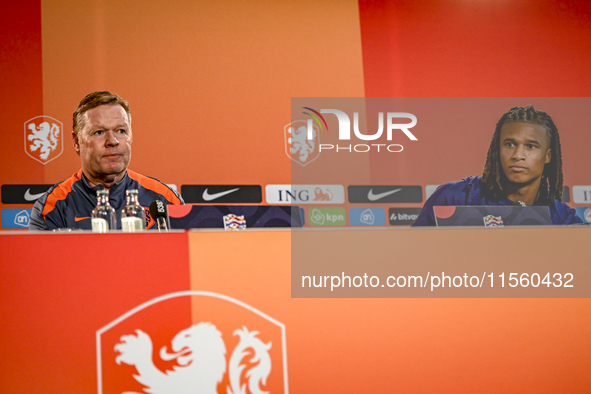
<box><xmin>289</xmin><ymin>125</ymin><xmax>315</xmax><ymax>163</ymax></box>
<box><xmin>114</xmin><ymin>322</ymin><xmax>272</xmax><ymax>394</ymax></box>
<box><xmin>24</xmin><ymin>116</ymin><xmax>63</xmax><ymax>164</ymax></box>
<box><xmin>284</xmin><ymin>120</ymin><xmax>320</xmax><ymax>166</ymax></box>
<box><xmin>28</xmin><ymin>122</ymin><xmax>60</xmax><ymax>159</ymax></box>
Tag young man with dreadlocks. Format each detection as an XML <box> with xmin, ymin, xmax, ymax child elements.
<box><xmin>412</xmin><ymin>105</ymin><xmax>582</xmax><ymax>226</ymax></box>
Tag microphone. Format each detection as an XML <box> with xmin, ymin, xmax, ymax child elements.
<box><xmin>149</xmin><ymin>200</ymin><xmax>170</xmax><ymax>232</ymax></box>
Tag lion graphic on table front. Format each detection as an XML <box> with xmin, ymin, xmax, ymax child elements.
<box><xmin>27</xmin><ymin>121</ymin><xmax>60</xmax><ymax>160</ymax></box>
<box><xmin>115</xmin><ymin>322</ymin><xmax>272</xmax><ymax>394</ymax></box>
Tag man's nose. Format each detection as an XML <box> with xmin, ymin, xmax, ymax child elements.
<box><xmin>105</xmin><ymin>131</ymin><xmax>119</xmax><ymax>146</ymax></box>
<box><xmin>512</xmin><ymin>144</ymin><xmax>525</xmax><ymax>160</ymax></box>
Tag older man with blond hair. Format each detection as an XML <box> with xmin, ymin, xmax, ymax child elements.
<box><xmin>30</xmin><ymin>91</ymin><xmax>183</xmax><ymax>230</ymax></box>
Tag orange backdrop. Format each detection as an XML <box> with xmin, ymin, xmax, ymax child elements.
<box><xmin>2</xmin><ymin>0</ymin><xmax>591</xmax><ymax>222</ymax></box>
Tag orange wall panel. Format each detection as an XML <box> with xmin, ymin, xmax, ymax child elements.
<box><xmin>40</xmin><ymin>0</ymin><xmax>365</xmax><ymax>187</ymax></box>
<box><xmin>188</xmin><ymin>229</ymin><xmax>591</xmax><ymax>393</ymax></box>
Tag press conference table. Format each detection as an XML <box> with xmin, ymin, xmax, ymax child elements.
<box><xmin>1</xmin><ymin>227</ymin><xmax>590</xmax><ymax>393</ymax></box>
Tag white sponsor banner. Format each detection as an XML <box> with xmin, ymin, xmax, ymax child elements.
<box><xmin>572</xmin><ymin>186</ymin><xmax>591</xmax><ymax>204</ymax></box>
<box><xmin>266</xmin><ymin>184</ymin><xmax>345</xmax><ymax>204</ymax></box>
<box><xmin>425</xmin><ymin>185</ymin><xmax>439</xmax><ymax>200</ymax></box>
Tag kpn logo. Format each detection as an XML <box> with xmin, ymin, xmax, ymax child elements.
<box><xmin>308</xmin><ymin>208</ymin><xmax>346</xmax><ymax>227</ymax></box>
<box><xmin>285</xmin><ymin>106</ymin><xmax>418</xmax><ymax>164</ymax></box>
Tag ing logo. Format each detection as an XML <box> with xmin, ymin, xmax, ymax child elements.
<box><xmin>24</xmin><ymin>116</ymin><xmax>63</xmax><ymax>164</ymax></box>
<box><xmin>313</xmin><ymin>187</ymin><xmax>333</xmax><ymax>202</ymax></box>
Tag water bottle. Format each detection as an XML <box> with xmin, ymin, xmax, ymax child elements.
<box><xmin>91</xmin><ymin>190</ymin><xmax>116</xmax><ymax>232</ymax></box>
<box><xmin>121</xmin><ymin>189</ymin><xmax>146</xmax><ymax>232</ymax></box>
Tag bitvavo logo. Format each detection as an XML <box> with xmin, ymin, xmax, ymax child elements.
<box><xmin>302</xmin><ymin>107</ymin><xmax>417</xmax><ymax>153</ymax></box>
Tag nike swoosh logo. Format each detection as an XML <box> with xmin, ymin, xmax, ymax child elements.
<box><xmin>202</xmin><ymin>188</ymin><xmax>240</xmax><ymax>201</ymax></box>
<box><xmin>74</xmin><ymin>216</ymin><xmax>91</xmax><ymax>221</ymax></box>
<box><xmin>24</xmin><ymin>188</ymin><xmax>46</xmax><ymax>201</ymax></box>
<box><xmin>367</xmin><ymin>188</ymin><xmax>402</xmax><ymax>201</ymax></box>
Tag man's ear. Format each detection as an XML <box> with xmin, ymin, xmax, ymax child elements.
<box><xmin>72</xmin><ymin>131</ymin><xmax>80</xmax><ymax>156</ymax></box>
<box><xmin>545</xmin><ymin>148</ymin><xmax>552</xmax><ymax>164</ymax></box>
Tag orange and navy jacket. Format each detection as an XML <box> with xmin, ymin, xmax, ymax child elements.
<box><xmin>29</xmin><ymin>169</ymin><xmax>184</xmax><ymax>231</ymax></box>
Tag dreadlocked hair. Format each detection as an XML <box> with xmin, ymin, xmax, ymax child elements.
<box><xmin>482</xmin><ymin>105</ymin><xmax>563</xmax><ymax>202</ymax></box>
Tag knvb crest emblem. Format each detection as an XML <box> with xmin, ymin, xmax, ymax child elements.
<box><xmin>24</xmin><ymin>116</ymin><xmax>63</xmax><ymax>164</ymax></box>
<box><xmin>284</xmin><ymin>119</ymin><xmax>320</xmax><ymax>167</ymax></box>
<box><xmin>97</xmin><ymin>291</ymin><xmax>288</xmax><ymax>394</ymax></box>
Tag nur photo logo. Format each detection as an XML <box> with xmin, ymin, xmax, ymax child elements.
<box><xmin>287</xmin><ymin>101</ymin><xmax>419</xmax><ymax>163</ymax></box>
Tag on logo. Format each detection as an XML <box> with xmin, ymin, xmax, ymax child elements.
<box><xmin>97</xmin><ymin>291</ymin><xmax>288</xmax><ymax>394</ymax></box>
<box><xmin>285</xmin><ymin>120</ymin><xmax>320</xmax><ymax>166</ymax></box>
<box><xmin>360</xmin><ymin>209</ymin><xmax>375</xmax><ymax>225</ymax></box>
<box><xmin>24</xmin><ymin>116</ymin><xmax>63</xmax><ymax>164</ymax></box>
<box><xmin>14</xmin><ymin>210</ymin><xmax>30</xmax><ymax>228</ymax></box>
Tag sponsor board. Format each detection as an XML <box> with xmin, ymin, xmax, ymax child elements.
<box><xmin>349</xmin><ymin>207</ymin><xmax>386</xmax><ymax>226</ymax></box>
<box><xmin>572</xmin><ymin>186</ymin><xmax>591</xmax><ymax>204</ymax></box>
<box><xmin>562</xmin><ymin>186</ymin><xmax>570</xmax><ymax>203</ymax></box>
<box><xmin>266</xmin><ymin>185</ymin><xmax>345</xmax><ymax>204</ymax></box>
<box><xmin>426</xmin><ymin>185</ymin><xmax>571</xmax><ymax>202</ymax></box>
<box><xmin>308</xmin><ymin>207</ymin><xmax>346</xmax><ymax>226</ymax></box>
<box><xmin>180</xmin><ymin>185</ymin><xmax>262</xmax><ymax>203</ymax></box>
<box><xmin>1</xmin><ymin>184</ymin><xmax>53</xmax><ymax>204</ymax></box>
<box><xmin>425</xmin><ymin>185</ymin><xmax>439</xmax><ymax>200</ymax></box>
<box><xmin>348</xmin><ymin>185</ymin><xmax>422</xmax><ymax>203</ymax></box>
<box><xmin>388</xmin><ymin>208</ymin><xmax>422</xmax><ymax>225</ymax></box>
<box><xmin>575</xmin><ymin>207</ymin><xmax>591</xmax><ymax>223</ymax></box>
<box><xmin>24</xmin><ymin>116</ymin><xmax>63</xmax><ymax>164</ymax></box>
<box><xmin>1</xmin><ymin>208</ymin><xmax>32</xmax><ymax>229</ymax></box>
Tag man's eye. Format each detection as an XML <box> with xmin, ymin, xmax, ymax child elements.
<box><xmin>118</xmin><ymin>129</ymin><xmax>127</xmax><ymax>134</ymax></box>
<box><xmin>527</xmin><ymin>144</ymin><xmax>536</xmax><ymax>149</ymax></box>
<box><xmin>505</xmin><ymin>142</ymin><xmax>514</xmax><ymax>147</ymax></box>
<box><xmin>95</xmin><ymin>130</ymin><xmax>103</xmax><ymax>135</ymax></box>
